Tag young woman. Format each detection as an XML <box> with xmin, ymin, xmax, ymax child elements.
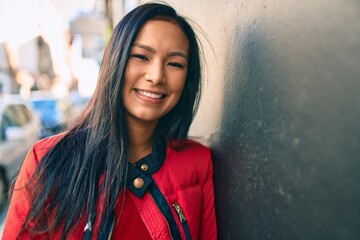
<box><xmin>2</xmin><ymin>2</ymin><xmax>217</xmax><ymax>240</ymax></box>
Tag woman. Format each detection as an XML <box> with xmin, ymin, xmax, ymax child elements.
<box><xmin>3</xmin><ymin>2</ymin><xmax>217</xmax><ymax>240</ymax></box>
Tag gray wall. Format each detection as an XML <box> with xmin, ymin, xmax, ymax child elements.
<box><xmin>143</xmin><ymin>1</ymin><xmax>360</xmax><ymax>239</ymax></box>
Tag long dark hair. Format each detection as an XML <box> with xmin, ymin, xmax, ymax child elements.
<box><xmin>15</xmin><ymin>2</ymin><xmax>203</xmax><ymax>240</ymax></box>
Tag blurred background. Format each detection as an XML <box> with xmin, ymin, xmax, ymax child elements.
<box><xmin>0</xmin><ymin>0</ymin><xmax>139</xmax><ymax>235</ymax></box>
<box><xmin>1</xmin><ymin>0</ymin><xmax>360</xmax><ymax>239</ymax></box>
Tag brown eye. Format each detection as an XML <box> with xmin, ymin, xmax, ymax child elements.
<box><xmin>131</xmin><ymin>54</ymin><xmax>148</xmax><ymax>61</ymax></box>
<box><xmin>168</xmin><ymin>62</ymin><xmax>184</xmax><ymax>68</ymax></box>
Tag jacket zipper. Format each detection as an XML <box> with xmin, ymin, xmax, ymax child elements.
<box><xmin>82</xmin><ymin>213</ymin><xmax>96</xmax><ymax>240</ymax></box>
<box><xmin>172</xmin><ymin>202</ymin><xmax>191</xmax><ymax>240</ymax></box>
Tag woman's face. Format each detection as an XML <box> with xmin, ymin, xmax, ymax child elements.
<box><xmin>123</xmin><ymin>19</ymin><xmax>189</xmax><ymax>126</ymax></box>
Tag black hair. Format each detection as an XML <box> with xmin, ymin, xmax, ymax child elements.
<box><xmin>15</xmin><ymin>2</ymin><xmax>203</xmax><ymax>239</ymax></box>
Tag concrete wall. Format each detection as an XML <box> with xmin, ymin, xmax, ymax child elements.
<box><xmin>142</xmin><ymin>1</ymin><xmax>360</xmax><ymax>239</ymax></box>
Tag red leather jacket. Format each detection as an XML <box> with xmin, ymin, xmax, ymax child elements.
<box><xmin>2</xmin><ymin>134</ymin><xmax>217</xmax><ymax>239</ymax></box>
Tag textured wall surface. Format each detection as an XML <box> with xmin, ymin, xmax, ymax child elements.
<box><xmin>142</xmin><ymin>1</ymin><xmax>360</xmax><ymax>239</ymax></box>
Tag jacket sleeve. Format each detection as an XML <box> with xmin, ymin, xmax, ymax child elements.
<box><xmin>200</xmin><ymin>151</ymin><xmax>217</xmax><ymax>240</ymax></box>
<box><xmin>2</xmin><ymin>146</ymin><xmax>40</xmax><ymax>239</ymax></box>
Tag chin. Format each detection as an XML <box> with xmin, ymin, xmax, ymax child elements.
<box><xmin>128</xmin><ymin>111</ymin><xmax>164</xmax><ymax>123</ymax></box>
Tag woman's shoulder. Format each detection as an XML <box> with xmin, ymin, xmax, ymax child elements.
<box><xmin>13</xmin><ymin>132</ymin><xmax>67</xmax><ymax>189</ymax></box>
<box><xmin>165</xmin><ymin>138</ymin><xmax>213</xmax><ymax>172</ymax></box>
<box><xmin>32</xmin><ymin>132</ymin><xmax>66</xmax><ymax>160</ymax></box>
<box><xmin>160</xmin><ymin>138</ymin><xmax>213</xmax><ymax>187</ymax></box>
<box><xmin>167</xmin><ymin>138</ymin><xmax>211</xmax><ymax>157</ymax></box>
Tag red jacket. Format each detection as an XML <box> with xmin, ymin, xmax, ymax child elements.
<box><xmin>2</xmin><ymin>134</ymin><xmax>217</xmax><ymax>239</ymax></box>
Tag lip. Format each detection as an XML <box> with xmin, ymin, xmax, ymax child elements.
<box><xmin>134</xmin><ymin>88</ymin><xmax>168</xmax><ymax>103</ymax></box>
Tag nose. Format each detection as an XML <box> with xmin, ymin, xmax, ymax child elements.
<box><xmin>145</xmin><ymin>60</ymin><xmax>165</xmax><ymax>85</ymax></box>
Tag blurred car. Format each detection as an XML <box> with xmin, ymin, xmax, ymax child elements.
<box><xmin>30</xmin><ymin>91</ymin><xmax>72</xmax><ymax>138</ymax></box>
<box><xmin>0</xmin><ymin>95</ymin><xmax>41</xmax><ymax>205</ymax></box>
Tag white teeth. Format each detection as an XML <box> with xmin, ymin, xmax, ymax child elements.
<box><xmin>137</xmin><ymin>90</ymin><xmax>163</xmax><ymax>99</ymax></box>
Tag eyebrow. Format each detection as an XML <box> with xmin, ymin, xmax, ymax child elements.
<box><xmin>133</xmin><ymin>43</ymin><xmax>188</xmax><ymax>60</ymax></box>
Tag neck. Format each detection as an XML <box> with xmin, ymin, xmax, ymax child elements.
<box><xmin>126</xmin><ymin>116</ymin><xmax>157</xmax><ymax>163</ymax></box>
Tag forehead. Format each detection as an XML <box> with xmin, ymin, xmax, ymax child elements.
<box><xmin>133</xmin><ymin>19</ymin><xmax>189</xmax><ymax>52</ymax></box>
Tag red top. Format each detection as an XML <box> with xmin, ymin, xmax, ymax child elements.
<box><xmin>113</xmin><ymin>190</ymin><xmax>152</xmax><ymax>240</ymax></box>
<box><xmin>2</xmin><ymin>134</ymin><xmax>217</xmax><ymax>239</ymax></box>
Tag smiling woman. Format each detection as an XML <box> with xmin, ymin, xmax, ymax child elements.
<box><xmin>123</xmin><ymin>19</ymin><xmax>189</xmax><ymax>132</ymax></box>
<box><xmin>2</xmin><ymin>2</ymin><xmax>217</xmax><ymax>240</ymax></box>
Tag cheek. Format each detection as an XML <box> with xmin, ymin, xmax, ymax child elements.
<box><xmin>171</xmin><ymin>79</ymin><xmax>187</xmax><ymax>106</ymax></box>
<box><xmin>175</xmin><ymin>81</ymin><xmax>186</xmax><ymax>94</ymax></box>
<box><xmin>173</xmin><ymin>72</ymin><xmax>187</xmax><ymax>93</ymax></box>
<box><xmin>122</xmin><ymin>80</ymin><xmax>130</xmax><ymax>100</ymax></box>
<box><xmin>123</xmin><ymin>66</ymin><xmax>136</xmax><ymax>93</ymax></box>
<box><xmin>124</xmin><ymin>67</ymin><xmax>132</xmax><ymax>86</ymax></box>
<box><xmin>124</xmin><ymin>61</ymin><xmax>139</xmax><ymax>82</ymax></box>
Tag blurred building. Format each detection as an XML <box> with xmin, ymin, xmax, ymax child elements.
<box><xmin>0</xmin><ymin>43</ymin><xmax>18</xmax><ymax>94</ymax></box>
<box><xmin>0</xmin><ymin>36</ymin><xmax>58</xmax><ymax>97</ymax></box>
<box><xmin>0</xmin><ymin>0</ymin><xmax>70</xmax><ymax>98</ymax></box>
<box><xmin>67</xmin><ymin>0</ymin><xmax>111</xmax><ymax>97</ymax></box>
<box><xmin>69</xmin><ymin>14</ymin><xmax>109</xmax><ymax>62</ymax></box>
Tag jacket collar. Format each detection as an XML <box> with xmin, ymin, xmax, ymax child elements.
<box><xmin>126</xmin><ymin>137</ymin><xmax>166</xmax><ymax>198</ymax></box>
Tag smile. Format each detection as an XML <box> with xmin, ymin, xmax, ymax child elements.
<box><xmin>136</xmin><ymin>89</ymin><xmax>165</xmax><ymax>99</ymax></box>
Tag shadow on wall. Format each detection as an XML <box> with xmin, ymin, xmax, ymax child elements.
<box><xmin>211</xmin><ymin>19</ymin><xmax>289</xmax><ymax>239</ymax></box>
<box><xmin>210</xmin><ymin>13</ymin><xmax>360</xmax><ymax>240</ymax></box>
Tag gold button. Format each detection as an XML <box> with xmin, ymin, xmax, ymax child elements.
<box><xmin>141</xmin><ymin>164</ymin><xmax>149</xmax><ymax>171</ymax></box>
<box><xmin>133</xmin><ymin>178</ymin><xmax>144</xmax><ymax>189</ymax></box>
